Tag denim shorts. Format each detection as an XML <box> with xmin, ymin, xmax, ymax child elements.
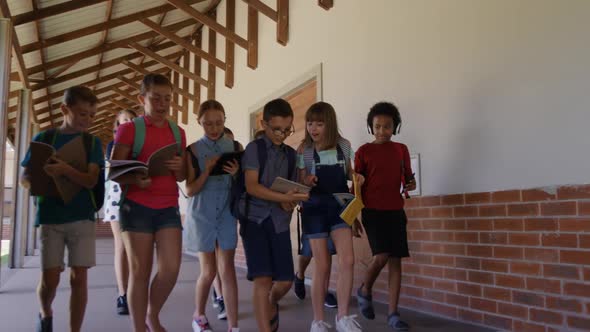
<box><xmin>301</xmin><ymin>203</ymin><xmax>350</xmax><ymax>239</ymax></box>
<box><xmin>119</xmin><ymin>199</ymin><xmax>182</xmax><ymax>234</ymax></box>
<box><xmin>300</xmin><ymin>234</ymin><xmax>336</xmax><ymax>257</ymax></box>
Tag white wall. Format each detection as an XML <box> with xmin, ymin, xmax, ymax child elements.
<box><xmin>186</xmin><ymin>0</ymin><xmax>590</xmax><ymax>196</ymax></box>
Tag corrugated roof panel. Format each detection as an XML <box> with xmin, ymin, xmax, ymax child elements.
<box><xmin>111</xmin><ymin>0</ymin><xmax>165</xmax><ymax>19</ymax></box>
<box><xmin>101</xmin><ymin>48</ymin><xmax>135</xmax><ymax>63</ymax></box>
<box><xmin>14</xmin><ymin>22</ymin><xmax>39</xmax><ymax>46</ymax></box>
<box><xmin>107</xmin><ymin>21</ymin><xmax>151</xmax><ymax>44</ymax></box>
<box><xmin>51</xmin><ymin>72</ymin><xmax>99</xmax><ymax>92</ymax></box>
<box><xmin>58</xmin><ymin>55</ymin><xmax>102</xmax><ymax>76</ymax></box>
<box><xmin>99</xmin><ymin>63</ymin><xmax>130</xmax><ymax>78</ymax></box>
<box><xmin>7</xmin><ymin>0</ymin><xmax>33</xmax><ymax>16</ymax></box>
<box><xmin>44</xmin><ymin>32</ymin><xmax>102</xmax><ymax>61</ymax></box>
<box><xmin>9</xmin><ymin>81</ymin><xmax>23</xmax><ymax>92</ymax></box>
<box><xmin>22</xmin><ymin>51</ymin><xmax>42</xmax><ymax>71</ymax></box>
<box><xmin>38</xmin><ymin>0</ymin><xmax>70</xmax><ymax>9</ymax></box>
<box><xmin>161</xmin><ymin>1</ymin><xmax>215</xmax><ymax>26</ymax></box>
<box><xmin>40</xmin><ymin>2</ymin><xmax>108</xmax><ymax>39</ymax></box>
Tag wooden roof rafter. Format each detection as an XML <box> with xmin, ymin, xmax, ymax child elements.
<box><xmin>31</xmin><ymin>0</ymin><xmax>51</xmax><ymax>126</ymax></box>
<box><xmin>94</xmin><ymin>0</ymin><xmax>115</xmax><ymax>91</ymax></box>
<box><xmin>0</xmin><ymin>0</ymin><xmax>31</xmax><ymax>89</ymax></box>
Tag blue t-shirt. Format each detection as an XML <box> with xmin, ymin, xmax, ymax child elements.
<box><xmin>21</xmin><ymin>131</ymin><xmax>104</xmax><ymax>226</ymax></box>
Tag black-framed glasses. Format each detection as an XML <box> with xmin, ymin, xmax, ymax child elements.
<box><xmin>265</xmin><ymin>122</ymin><xmax>295</xmax><ymax>137</ymax></box>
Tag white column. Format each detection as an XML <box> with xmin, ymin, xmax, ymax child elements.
<box><xmin>10</xmin><ymin>89</ymin><xmax>32</xmax><ymax>268</ymax></box>
<box><xmin>0</xmin><ymin>18</ymin><xmax>14</xmax><ymax>279</ymax></box>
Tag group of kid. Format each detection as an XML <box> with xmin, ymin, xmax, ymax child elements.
<box><xmin>20</xmin><ymin>72</ymin><xmax>415</xmax><ymax>332</ymax></box>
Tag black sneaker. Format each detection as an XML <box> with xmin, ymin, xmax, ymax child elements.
<box><xmin>212</xmin><ymin>290</ymin><xmax>219</xmax><ymax>308</ymax></box>
<box><xmin>117</xmin><ymin>294</ymin><xmax>129</xmax><ymax>315</ymax></box>
<box><xmin>324</xmin><ymin>292</ymin><xmax>338</xmax><ymax>308</ymax></box>
<box><xmin>293</xmin><ymin>273</ymin><xmax>306</xmax><ymax>300</ymax></box>
<box><xmin>356</xmin><ymin>285</ymin><xmax>375</xmax><ymax>320</ymax></box>
<box><xmin>217</xmin><ymin>298</ymin><xmax>227</xmax><ymax>320</ymax></box>
<box><xmin>36</xmin><ymin>314</ymin><xmax>52</xmax><ymax>332</ymax></box>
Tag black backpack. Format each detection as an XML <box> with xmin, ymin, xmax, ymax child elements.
<box><xmin>230</xmin><ymin>138</ymin><xmax>296</xmax><ymax>220</ymax></box>
<box><xmin>40</xmin><ymin>129</ymin><xmax>105</xmax><ymax>211</ymax></box>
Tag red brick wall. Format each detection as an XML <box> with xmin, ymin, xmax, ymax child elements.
<box><xmin>96</xmin><ymin>221</ymin><xmax>114</xmax><ymax>238</ymax></box>
<box><xmin>235</xmin><ymin>184</ymin><xmax>590</xmax><ymax>331</ymax></box>
<box><xmin>2</xmin><ymin>224</ymin><xmax>11</xmax><ymax>240</ymax></box>
<box><xmin>398</xmin><ymin>184</ymin><xmax>590</xmax><ymax>331</ymax></box>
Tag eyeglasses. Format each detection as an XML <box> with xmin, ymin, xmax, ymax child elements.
<box><xmin>265</xmin><ymin>122</ymin><xmax>295</xmax><ymax>137</ymax></box>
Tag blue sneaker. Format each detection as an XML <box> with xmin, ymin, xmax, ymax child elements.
<box><xmin>388</xmin><ymin>312</ymin><xmax>409</xmax><ymax>331</ymax></box>
<box><xmin>356</xmin><ymin>285</ymin><xmax>375</xmax><ymax>320</ymax></box>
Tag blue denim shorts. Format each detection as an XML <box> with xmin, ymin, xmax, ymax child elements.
<box><xmin>119</xmin><ymin>199</ymin><xmax>182</xmax><ymax>234</ymax></box>
<box><xmin>300</xmin><ymin>234</ymin><xmax>336</xmax><ymax>257</ymax></box>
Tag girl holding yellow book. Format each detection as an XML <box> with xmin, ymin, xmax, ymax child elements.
<box><xmin>296</xmin><ymin>102</ymin><xmax>364</xmax><ymax>332</ymax></box>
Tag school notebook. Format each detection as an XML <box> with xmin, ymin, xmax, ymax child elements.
<box><xmin>29</xmin><ymin>136</ymin><xmax>87</xmax><ymax>203</ymax></box>
<box><xmin>107</xmin><ymin>142</ymin><xmax>178</xmax><ymax>181</ymax></box>
<box><xmin>270</xmin><ymin>177</ymin><xmax>312</xmax><ymax>194</ymax></box>
<box><xmin>339</xmin><ymin>174</ymin><xmax>365</xmax><ymax>226</ymax></box>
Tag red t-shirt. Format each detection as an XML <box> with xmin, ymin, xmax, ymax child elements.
<box><xmin>114</xmin><ymin>116</ymin><xmax>187</xmax><ymax>209</ymax></box>
<box><xmin>355</xmin><ymin>141</ymin><xmax>413</xmax><ymax>211</ymax></box>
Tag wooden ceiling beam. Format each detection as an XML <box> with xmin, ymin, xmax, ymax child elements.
<box><xmin>247</xmin><ymin>5</ymin><xmax>259</xmax><ymax>69</ymax></box>
<box><xmin>165</xmin><ymin>0</ymin><xmax>248</xmax><ymax>49</ymax></box>
<box><xmin>242</xmin><ymin>0</ymin><xmax>277</xmax><ymax>21</ymax></box>
<box><xmin>225</xmin><ymin>0</ymin><xmax>235</xmax><ymax>88</ymax></box>
<box><xmin>11</xmin><ymin>0</ymin><xmax>109</xmax><ymax>26</ymax></box>
<box><xmin>20</xmin><ymin>0</ymin><xmax>207</xmax><ymax>54</ymax></box>
<box><xmin>129</xmin><ymin>42</ymin><xmax>208</xmax><ymax>86</ymax></box>
<box><xmin>32</xmin><ymin>0</ymin><xmax>51</xmax><ymax>126</ymax></box>
<box><xmin>120</xmin><ymin>64</ymin><xmax>197</xmax><ymax>101</ymax></box>
<box><xmin>31</xmin><ymin>38</ymin><xmax>188</xmax><ymax>91</ymax></box>
<box><xmin>27</xmin><ymin>17</ymin><xmax>198</xmax><ymax>75</ymax></box>
<box><xmin>94</xmin><ymin>0</ymin><xmax>115</xmax><ymax>87</ymax></box>
<box><xmin>0</xmin><ymin>0</ymin><xmax>31</xmax><ymax>89</ymax></box>
<box><xmin>318</xmin><ymin>0</ymin><xmax>333</xmax><ymax>10</ymax></box>
<box><xmin>139</xmin><ymin>18</ymin><xmax>226</xmax><ymax>71</ymax></box>
<box><xmin>192</xmin><ymin>34</ymin><xmax>202</xmax><ymax>114</ymax></box>
<box><xmin>33</xmin><ymin>53</ymin><xmax>181</xmax><ymax>105</ymax></box>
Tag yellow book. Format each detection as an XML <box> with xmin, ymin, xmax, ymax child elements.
<box><xmin>339</xmin><ymin>174</ymin><xmax>364</xmax><ymax>226</ymax></box>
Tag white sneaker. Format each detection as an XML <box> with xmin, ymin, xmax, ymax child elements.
<box><xmin>192</xmin><ymin>316</ymin><xmax>213</xmax><ymax>332</ymax></box>
<box><xmin>335</xmin><ymin>315</ymin><xmax>362</xmax><ymax>332</ymax></box>
<box><xmin>310</xmin><ymin>320</ymin><xmax>332</xmax><ymax>332</ymax></box>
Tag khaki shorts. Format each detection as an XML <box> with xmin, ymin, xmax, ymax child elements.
<box><xmin>39</xmin><ymin>220</ymin><xmax>96</xmax><ymax>270</ymax></box>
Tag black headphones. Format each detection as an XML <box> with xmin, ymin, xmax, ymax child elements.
<box><xmin>366</xmin><ymin>115</ymin><xmax>401</xmax><ymax>135</ymax></box>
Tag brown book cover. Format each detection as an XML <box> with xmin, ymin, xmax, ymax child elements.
<box><xmin>28</xmin><ymin>136</ymin><xmax>87</xmax><ymax>203</ymax></box>
<box><xmin>107</xmin><ymin>143</ymin><xmax>178</xmax><ymax>181</ymax></box>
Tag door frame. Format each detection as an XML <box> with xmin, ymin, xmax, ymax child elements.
<box><xmin>249</xmin><ymin>64</ymin><xmax>324</xmax><ymax>140</ymax></box>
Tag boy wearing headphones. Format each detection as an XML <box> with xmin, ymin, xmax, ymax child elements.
<box><xmin>354</xmin><ymin>102</ymin><xmax>416</xmax><ymax>331</ymax></box>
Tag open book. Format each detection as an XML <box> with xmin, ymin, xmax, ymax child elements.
<box><xmin>270</xmin><ymin>177</ymin><xmax>311</xmax><ymax>194</ymax></box>
<box><xmin>28</xmin><ymin>136</ymin><xmax>88</xmax><ymax>203</ymax></box>
<box><xmin>107</xmin><ymin>143</ymin><xmax>178</xmax><ymax>181</ymax></box>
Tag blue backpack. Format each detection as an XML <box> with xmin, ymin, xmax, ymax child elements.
<box><xmin>230</xmin><ymin>138</ymin><xmax>296</xmax><ymax>220</ymax></box>
<box><xmin>39</xmin><ymin>129</ymin><xmax>104</xmax><ymax>211</ymax></box>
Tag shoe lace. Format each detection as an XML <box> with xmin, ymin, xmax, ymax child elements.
<box><xmin>339</xmin><ymin>315</ymin><xmax>361</xmax><ymax>331</ymax></box>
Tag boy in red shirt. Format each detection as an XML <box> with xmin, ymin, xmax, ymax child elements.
<box><xmin>354</xmin><ymin>102</ymin><xmax>416</xmax><ymax>331</ymax></box>
<box><xmin>111</xmin><ymin>73</ymin><xmax>186</xmax><ymax>332</ymax></box>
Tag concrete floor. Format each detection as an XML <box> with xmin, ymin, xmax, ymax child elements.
<box><xmin>0</xmin><ymin>239</ymin><xmax>494</xmax><ymax>332</ymax></box>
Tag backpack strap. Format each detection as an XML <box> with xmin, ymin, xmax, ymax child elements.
<box><xmin>82</xmin><ymin>132</ymin><xmax>100</xmax><ymax>211</ymax></box>
<box><xmin>255</xmin><ymin>138</ymin><xmax>267</xmax><ymax>182</ymax></box>
<box><xmin>233</xmin><ymin>140</ymin><xmax>240</xmax><ymax>152</ymax></box>
<box><xmin>131</xmin><ymin>117</ymin><xmax>146</xmax><ymax>159</ymax></box>
<box><xmin>286</xmin><ymin>147</ymin><xmax>296</xmax><ymax>180</ymax></box>
<box><xmin>168</xmin><ymin>118</ymin><xmax>182</xmax><ymax>155</ymax></box>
